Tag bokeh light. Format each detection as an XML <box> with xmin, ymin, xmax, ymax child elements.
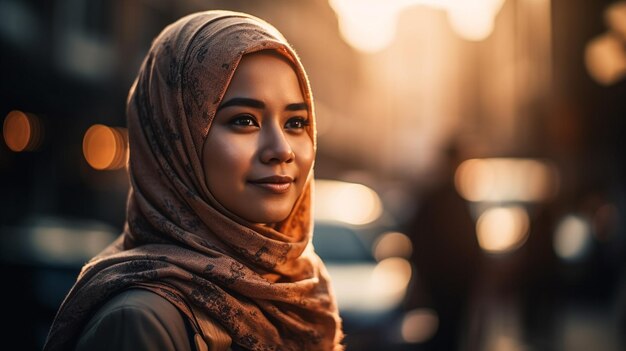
<box><xmin>584</xmin><ymin>32</ymin><xmax>626</xmax><ymax>86</ymax></box>
<box><xmin>476</xmin><ymin>206</ymin><xmax>530</xmax><ymax>253</ymax></box>
<box><xmin>372</xmin><ymin>231</ymin><xmax>413</xmax><ymax>261</ymax></box>
<box><xmin>455</xmin><ymin>158</ymin><xmax>558</xmax><ymax>203</ymax></box>
<box><xmin>553</xmin><ymin>215</ymin><xmax>592</xmax><ymax>262</ymax></box>
<box><xmin>3</xmin><ymin>110</ymin><xmax>43</xmax><ymax>152</ymax></box>
<box><xmin>605</xmin><ymin>1</ymin><xmax>626</xmax><ymax>40</ymax></box>
<box><xmin>82</xmin><ymin>124</ymin><xmax>128</xmax><ymax>170</ymax></box>
<box><xmin>29</xmin><ymin>222</ymin><xmax>116</xmax><ymax>265</ymax></box>
<box><xmin>315</xmin><ymin>180</ymin><xmax>383</xmax><ymax>225</ymax></box>
<box><xmin>370</xmin><ymin>257</ymin><xmax>412</xmax><ymax>302</ymax></box>
<box><xmin>324</xmin><ymin>257</ymin><xmax>412</xmax><ymax>313</ymax></box>
<box><xmin>400</xmin><ymin>308</ymin><xmax>439</xmax><ymax>343</ymax></box>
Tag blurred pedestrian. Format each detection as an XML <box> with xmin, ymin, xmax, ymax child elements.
<box><xmin>404</xmin><ymin>141</ymin><xmax>481</xmax><ymax>351</ymax></box>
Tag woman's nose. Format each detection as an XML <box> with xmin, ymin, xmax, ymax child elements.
<box><xmin>259</xmin><ymin>124</ymin><xmax>294</xmax><ymax>164</ymax></box>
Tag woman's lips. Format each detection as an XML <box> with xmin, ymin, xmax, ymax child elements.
<box><xmin>249</xmin><ymin>175</ymin><xmax>294</xmax><ymax>194</ymax></box>
<box><xmin>250</xmin><ymin>182</ymin><xmax>292</xmax><ymax>194</ymax></box>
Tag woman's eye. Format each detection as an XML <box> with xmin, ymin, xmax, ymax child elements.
<box><xmin>229</xmin><ymin>115</ymin><xmax>258</xmax><ymax>127</ymax></box>
<box><xmin>285</xmin><ymin>117</ymin><xmax>310</xmax><ymax>130</ymax></box>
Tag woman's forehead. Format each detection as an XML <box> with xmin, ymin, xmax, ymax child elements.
<box><xmin>222</xmin><ymin>52</ymin><xmax>304</xmax><ymax>102</ymax></box>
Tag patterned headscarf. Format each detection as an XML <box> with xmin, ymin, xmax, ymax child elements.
<box><xmin>44</xmin><ymin>10</ymin><xmax>343</xmax><ymax>351</ymax></box>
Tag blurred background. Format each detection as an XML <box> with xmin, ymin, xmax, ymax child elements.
<box><xmin>1</xmin><ymin>0</ymin><xmax>625</xmax><ymax>350</ymax></box>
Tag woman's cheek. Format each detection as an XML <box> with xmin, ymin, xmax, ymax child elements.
<box><xmin>221</xmin><ymin>136</ymin><xmax>256</xmax><ymax>168</ymax></box>
<box><xmin>296</xmin><ymin>138</ymin><xmax>315</xmax><ymax>172</ymax></box>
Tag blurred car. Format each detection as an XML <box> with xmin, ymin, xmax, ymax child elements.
<box><xmin>313</xmin><ymin>179</ymin><xmax>424</xmax><ymax>350</ymax></box>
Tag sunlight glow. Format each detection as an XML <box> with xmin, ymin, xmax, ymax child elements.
<box><xmin>447</xmin><ymin>0</ymin><xmax>504</xmax><ymax>41</ymax></box>
<box><xmin>476</xmin><ymin>206</ymin><xmax>530</xmax><ymax>253</ymax></box>
<box><xmin>329</xmin><ymin>0</ymin><xmax>506</xmax><ymax>52</ymax></box>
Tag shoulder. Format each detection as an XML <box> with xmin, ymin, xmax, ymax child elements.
<box><xmin>76</xmin><ymin>289</ymin><xmax>193</xmax><ymax>351</ymax></box>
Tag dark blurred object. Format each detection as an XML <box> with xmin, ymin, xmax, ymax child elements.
<box><xmin>404</xmin><ymin>144</ymin><xmax>481</xmax><ymax>351</ymax></box>
<box><xmin>0</xmin><ymin>216</ymin><xmax>117</xmax><ymax>349</ymax></box>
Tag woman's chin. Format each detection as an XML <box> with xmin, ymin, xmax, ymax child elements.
<box><xmin>244</xmin><ymin>209</ymin><xmax>291</xmax><ymax>226</ymax></box>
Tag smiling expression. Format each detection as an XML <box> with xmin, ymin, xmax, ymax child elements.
<box><xmin>202</xmin><ymin>51</ymin><xmax>315</xmax><ymax>225</ymax></box>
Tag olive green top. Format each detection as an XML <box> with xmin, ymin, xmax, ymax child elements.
<box><xmin>76</xmin><ymin>289</ymin><xmax>195</xmax><ymax>351</ymax></box>
<box><xmin>76</xmin><ymin>289</ymin><xmax>232</xmax><ymax>351</ymax></box>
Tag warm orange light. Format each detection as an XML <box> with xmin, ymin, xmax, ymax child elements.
<box><xmin>329</xmin><ymin>0</ymin><xmax>506</xmax><ymax>52</ymax></box>
<box><xmin>314</xmin><ymin>180</ymin><xmax>383</xmax><ymax>225</ymax></box>
<box><xmin>3</xmin><ymin>110</ymin><xmax>43</xmax><ymax>152</ymax></box>
<box><xmin>454</xmin><ymin>158</ymin><xmax>493</xmax><ymax>202</ymax></box>
<box><xmin>401</xmin><ymin>308</ymin><xmax>439</xmax><ymax>343</ymax></box>
<box><xmin>605</xmin><ymin>1</ymin><xmax>626</xmax><ymax>41</ymax></box>
<box><xmin>330</xmin><ymin>0</ymin><xmax>403</xmax><ymax>53</ymax></box>
<box><xmin>83</xmin><ymin>124</ymin><xmax>128</xmax><ymax>170</ymax></box>
<box><xmin>455</xmin><ymin>158</ymin><xmax>558</xmax><ymax>203</ymax></box>
<box><xmin>447</xmin><ymin>0</ymin><xmax>505</xmax><ymax>41</ymax></box>
<box><xmin>372</xmin><ymin>231</ymin><xmax>413</xmax><ymax>261</ymax></box>
<box><xmin>476</xmin><ymin>206</ymin><xmax>530</xmax><ymax>253</ymax></box>
<box><xmin>370</xmin><ymin>257</ymin><xmax>412</xmax><ymax>301</ymax></box>
<box><xmin>585</xmin><ymin>33</ymin><xmax>626</xmax><ymax>85</ymax></box>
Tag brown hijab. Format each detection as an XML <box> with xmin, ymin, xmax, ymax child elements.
<box><xmin>44</xmin><ymin>10</ymin><xmax>343</xmax><ymax>351</ymax></box>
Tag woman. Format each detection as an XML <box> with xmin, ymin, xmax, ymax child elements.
<box><xmin>44</xmin><ymin>10</ymin><xmax>343</xmax><ymax>351</ymax></box>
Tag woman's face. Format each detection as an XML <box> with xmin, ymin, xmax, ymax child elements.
<box><xmin>202</xmin><ymin>52</ymin><xmax>314</xmax><ymax>225</ymax></box>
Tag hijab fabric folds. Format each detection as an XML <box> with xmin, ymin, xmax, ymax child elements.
<box><xmin>44</xmin><ymin>11</ymin><xmax>343</xmax><ymax>351</ymax></box>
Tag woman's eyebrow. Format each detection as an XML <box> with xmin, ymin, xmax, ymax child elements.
<box><xmin>285</xmin><ymin>102</ymin><xmax>308</xmax><ymax>111</ymax></box>
<box><xmin>218</xmin><ymin>97</ymin><xmax>265</xmax><ymax>111</ymax></box>
<box><xmin>218</xmin><ymin>98</ymin><xmax>308</xmax><ymax>112</ymax></box>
